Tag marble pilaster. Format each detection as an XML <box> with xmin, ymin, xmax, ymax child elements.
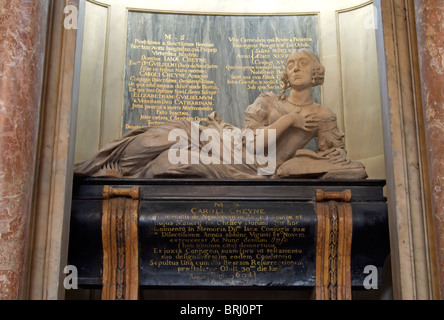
<box><xmin>414</xmin><ymin>0</ymin><xmax>444</xmax><ymax>299</ymax></box>
<box><xmin>0</xmin><ymin>0</ymin><xmax>50</xmax><ymax>299</ymax></box>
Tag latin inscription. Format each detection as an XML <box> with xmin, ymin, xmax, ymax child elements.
<box><xmin>123</xmin><ymin>13</ymin><xmax>319</xmax><ymax>133</ymax></box>
<box><xmin>140</xmin><ymin>201</ymin><xmax>316</xmax><ymax>286</ymax></box>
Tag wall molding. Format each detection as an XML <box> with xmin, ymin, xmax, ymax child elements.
<box><xmin>26</xmin><ymin>0</ymin><xmax>86</xmax><ymax>300</ymax></box>
<box><xmin>375</xmin><ymin>0</ymin><xmax>439</xmax><ymax>299</ymax></box>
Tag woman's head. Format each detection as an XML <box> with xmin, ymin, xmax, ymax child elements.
<box><xmin>278</xmin><ymin>49</ymin><xmax>325</xmax><ymax>99</ymax></box>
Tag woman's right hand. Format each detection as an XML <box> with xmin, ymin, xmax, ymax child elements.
<box><xmin>288</xmin><ymin>112</ymin><xmax>319</xmax><ymax>131</ymax></box>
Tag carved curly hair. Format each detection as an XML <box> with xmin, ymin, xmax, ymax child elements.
<box><xmin>278</xmin><ymin>49</ymin><xmax>325</xmax><ymax>100</ymax></box>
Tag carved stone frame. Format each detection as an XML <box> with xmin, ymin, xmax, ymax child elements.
<box><xmin>374</xmin><ymin>0</ymin><xmax>439</xmax><ymax>299</ymax></box>
<box><xmin>25</xmin><ymin>0</ymin><xmax>86</xmax><ymax>299</ymax></box>
<box><xmin>25</xmin><ymin>0</ymin><xmax>441</xmax><ymax>299</ymax></box>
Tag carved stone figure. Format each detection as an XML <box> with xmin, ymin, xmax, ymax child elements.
<box><xmin>74</xmin><ymin>49</ymin><xmax>367</xmax><ymax>179</ymax></box>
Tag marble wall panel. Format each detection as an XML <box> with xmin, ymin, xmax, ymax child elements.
<box><xmin>122</xmin><ymin>12</ymin><xmax>319</xmax><ymax>133</ymax></box>
<box><xmin>74</xmin><ymin>1</ymin><xmax>109</xmax><ymax>163</ymax></box>
<box><xmin>338</xmin><ymin>3</ymin><xmax>385</xmax><ymax>178</ymax></box>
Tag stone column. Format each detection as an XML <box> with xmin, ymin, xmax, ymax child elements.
<box><xmin>0</xmin><ymin>1</ymin><xmax>50</xmax><ymax>299</ymax></box>
<box><xmin>414</xmin><ymin>0</ymin><xmax>444</xmax><ymax>299</ymax></box>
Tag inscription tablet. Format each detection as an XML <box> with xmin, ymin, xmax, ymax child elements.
<box><xmin>139</xmin><ymin>200</ymin><xmax>316</xmax><ymax>286</ymax></box>
<box><xmin>123</xmin><ymin>12</ymin><xmax>319</xmax><ymax>134</ymax></box>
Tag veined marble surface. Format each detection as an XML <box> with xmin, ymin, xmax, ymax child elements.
<box><xmin>122</xmin><ymin>12</ymin><xmax>319</xmax><ymax>132</ymax></box>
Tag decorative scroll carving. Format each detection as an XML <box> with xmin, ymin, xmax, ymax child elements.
<box><xmin>315</xmin><ymin>189</ymin><xmax>352</xmax><ymax>300</ymax></box>
<box><xmin>101</xmin><ymin>186</ymin><xmax>140</xmax><ymax>300</ymax></box>
<box><xmin>103</xmin><ymin>185</ymin><xmax>140</xmax><ymax>200</ymax></box>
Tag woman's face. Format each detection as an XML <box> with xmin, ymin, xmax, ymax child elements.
<box><xmin>285</xmin><ymin>51</ymin><xmax>314</xmax><ymax>89</ymax></box>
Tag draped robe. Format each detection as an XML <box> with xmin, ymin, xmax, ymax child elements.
<box><xmin>74</xmin><ymin>93</ymin><xmax>367</xmax><ymax>179</ymax></box>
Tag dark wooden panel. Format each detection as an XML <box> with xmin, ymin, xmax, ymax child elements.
<box><xmin>68</xmin><ymin>178</ymin><xmax>389</xmax><ymax>288</ymax></box>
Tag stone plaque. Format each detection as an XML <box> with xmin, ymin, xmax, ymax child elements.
<box><xmin>139</xmin><ymin>201</ymin><xmax>316</xmax><ymax>286</ymax></box>
<box><xmin>122</xmin><ymin>12</ymin><xmax>319</xmax><ymax>134</ymax></box>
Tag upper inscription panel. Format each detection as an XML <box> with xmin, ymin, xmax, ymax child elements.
<box><xmin>123</xmin><ymin>12</ymin><xmax>319</xmax><ymax>135</ymax></box>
